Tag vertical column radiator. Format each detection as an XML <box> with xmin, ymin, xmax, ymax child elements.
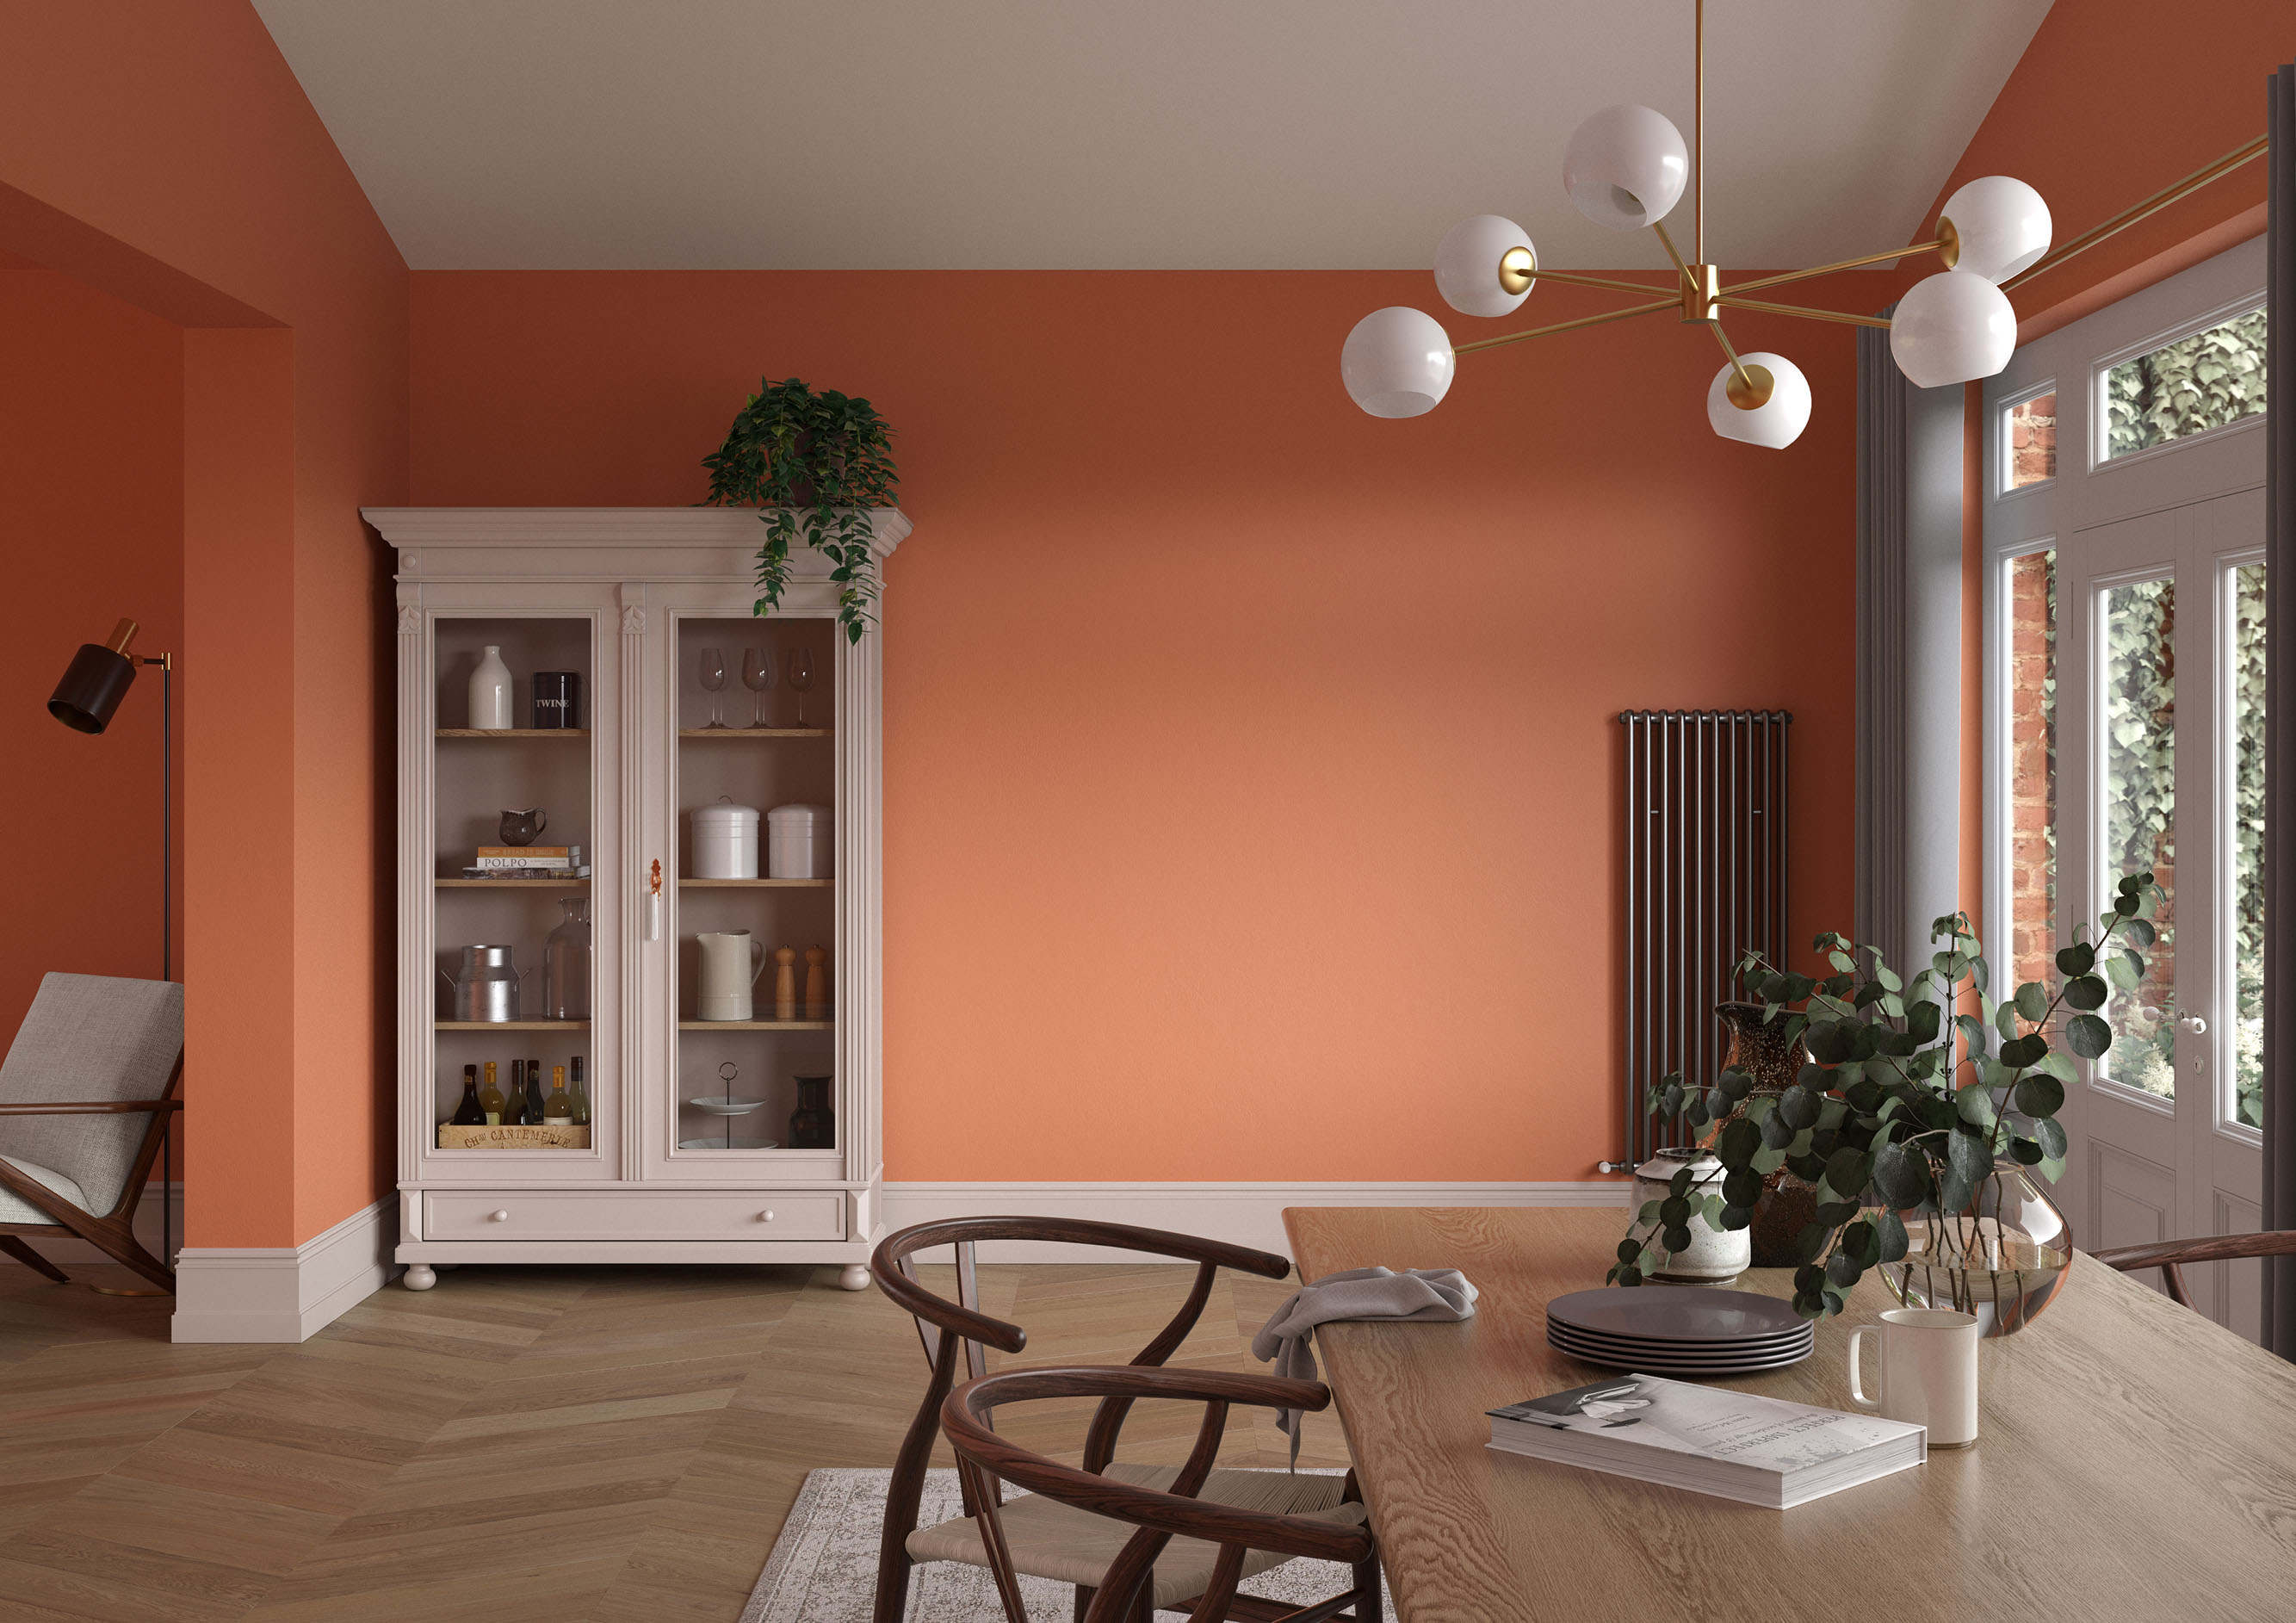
<box><xmin>1607</xmin><ymin>709</ymin><xmax>1792</xmax><ymax>1173</ymax></box>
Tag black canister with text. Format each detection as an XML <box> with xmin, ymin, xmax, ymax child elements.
<box><xmin>532</xmin><ymin>671</ymin><xmax>581</xmax><ymax>728</ymax></box>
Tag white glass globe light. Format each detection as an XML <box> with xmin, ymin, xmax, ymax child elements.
<box><xmin>1434</xmin><ymin>214</ymin><xmax>1535</xmax><ymax>318</ymax></box>
<box><xmin>1341</xmin><ymin>307</ymin><xmax>1455</xmax><ymax>418</ymax></box>
<box><xmin>1938</xmin><ymin>176</ymin><xmax>2051</xmax><ymax>282</ymax></box>
<box><xmin>1890</xmin><ymin>269</ymin><xmax>2017</xmax><ymax>387</ymax></box>
<box><xmin>1563</xmin><ymin>105</ymin><xmax>1689</xmax><ymax>229</ymax></box>
<box><xmin>1706</xmin><ymin>352</ymin><xmax>1811</xmax><ymax>449</ymax></box>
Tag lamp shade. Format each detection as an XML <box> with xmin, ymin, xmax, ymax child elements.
<box><xmin>48</xmin><ymin>619</ymin><xmax>140</xmax><ymax>734</ymax></box>
<box><xmin>1341</xmin><ymin>307</ymin><xmax>1455</xmax><ymax>418</ymax></box>
<box><xmin>1939</xmin><ymin>176</ymin><xmax>2051</xmax><ymax>282</ymax></box>
<box><xmin>1562</xmin><ymin>104</ymin><xmax>1688</xmax><ymax>229</ymax></box>
<box><xmin>1434</xmin><ymin>214</ymin><xmax>1534</xmax><ymax>318</ymax></box>
<box><xmin>1706</xmin><ymin>352</ymin><xmax>1811</xmax><ymax>449</ymax></box>
<box><xmin>1889</xmin><ymin>269</ymin><xmax>2017</xmax><ymax>387</ymax></box>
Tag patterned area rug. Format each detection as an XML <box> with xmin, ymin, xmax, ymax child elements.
<box><xmin>744</xmin><ymin>1468</ymin><xmax>1389</xmax><ymax>1621</ymax></box>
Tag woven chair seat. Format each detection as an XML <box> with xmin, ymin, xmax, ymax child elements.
<box><xmin>905</xmin><ymin>1461</ymin><xmax>1365</xmax><ymax>1609</ymax></box>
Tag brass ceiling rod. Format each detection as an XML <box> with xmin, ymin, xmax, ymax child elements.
<box><xmin>1451</xmin><ymin>296</ymin><xmax>1678</xmax><ymax>355</ymax></box>
<box><xmin>1715</xmin><ymin>294</ymin><xmax>1893</xmax><ymax>330</ymax></box>
<box><xmin>2002</xmin><ymin>133</ymin><xmax>2268</xmax><ymax>293</ymax></box>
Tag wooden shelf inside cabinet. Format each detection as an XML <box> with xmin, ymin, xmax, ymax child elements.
<box><xmin>436</xmin><ymin>728</ymin><xmax>591</xmax><ymax>739</ymax></box>
<box><xmin>678</xmin><ymin>1019</ymin><xmax>834</xmax><ymax>1031</ymax></box>
<box><xmin>437</xmin><ymin>1019</ymin><xmax>592</xmax><ymax>1031</ymax></box>
<box><xmin>679</xmin><ymin>877</ymin><xmax>832</xmax><ymax>889</ymax></box>
<box><xmin>436</xmin><ymin>877</ymin><xmax>593</xmax><ymax>889</ymax></box>
<box><xmin>678</xmin><ymin>728</ymin><xmax>832</xmax><ymax>738</ymax></box>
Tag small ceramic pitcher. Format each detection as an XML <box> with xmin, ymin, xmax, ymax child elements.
<box><xmin>695</xmin><ymin>931</ymin><xmax>768</xmax><ymax>1021</ymax></box>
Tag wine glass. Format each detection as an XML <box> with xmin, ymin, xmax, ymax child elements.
<box><xmin>697</xmin><ymin>647</ymin><xmax>727</xmax><ymax>729</ymax></box>
<box><xmin>786</xmin><ymin>647</ymin><xmax>817</xmax><ymax>727</ymax></box>
<box><xmin>741</xmin><ymin>647</ymin><xmax>776</xmax><ymax>728</ymax></box>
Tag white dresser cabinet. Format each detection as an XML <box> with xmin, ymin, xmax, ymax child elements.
<box><xmin>365</xmin><ymin>507</ymin><xmax>906</xmax><ymax>1290</ymax></box>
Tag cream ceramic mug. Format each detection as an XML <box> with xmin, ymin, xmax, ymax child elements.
<box><xmin>1847</xmin><ymin>1307</ymin><xmax>1980</xmax><ymax>1447</ymax></box>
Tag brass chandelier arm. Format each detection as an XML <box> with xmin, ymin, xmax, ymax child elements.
<box><xmin>1526</xmin><ymin>268</ymin><xmax>1680</xmax><ymax>297</ymax></box>
<box><xmin>1723</xmin><ymin>238</ymin><xmax>1950</xmax><ymax>297</ymax></box>
<box><xmin>2002</xmin><ymin>133</ymin><xmax>2268</xmax><ymax>293</ymax></box>
<box><xmin>1651</xmin><ymin>220</ymin><xmax>1699</xmax><ymax>289</ymax></box>
<box><xmin>1451</xmin><ymin>296</ymin><xmax>1679</xmax><ymax>356</ymax></box>
<box><xmin>1705</xmin><ymin>319</ymin><xmax>1755</xmax><ymax>393</ymax></box>
<box><xmin>1715</xmin><ymin>295</ymin><xmax>1892</xmax><ymax>330</ymax></box>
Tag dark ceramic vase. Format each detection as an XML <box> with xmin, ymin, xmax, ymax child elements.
<box><xmin>1717</xmin><ymin>1000</ymin><xmax>1818</xmax><ymax>1267</ymax></box>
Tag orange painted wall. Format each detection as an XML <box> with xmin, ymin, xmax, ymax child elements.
<box><xmin>411</xmin><ymin>271</ymin><xmax>1860</xmax><ymax>1180</ymax></box>
<box><xmin>0</xmin><ymin>3</ymin><xmax>407</xmax><ymax>1245</ymax></box>
<box><xmin>0</xmin><ymin>268</ymin><xmax>184</xmax><ymax>1075</ymax></box>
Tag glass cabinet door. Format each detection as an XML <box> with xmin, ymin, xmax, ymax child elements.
<box><xmin>641</xmin><ymin>602</ymin><xmax>844</xmax><ymax>1177</ymax></box>
<box><xmin>420</xmin><ymin>604</ymin><xmax>620</xmax><ymax>1179</ymax></box>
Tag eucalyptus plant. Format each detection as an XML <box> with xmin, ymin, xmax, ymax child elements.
<box><xmin>1609</xmin><ymin>872</ymin><xmax>2164</xmax><ymax>1321</ymax></box>
<box><xmin>701</xmin><ymin>377</ymin><xmax>899</xmax><ymax>644</ymax></box>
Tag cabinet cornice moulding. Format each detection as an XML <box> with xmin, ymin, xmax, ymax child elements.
<box><xmin>362</xmin><ymin>506</ymin><xmax>910</xmax><ymax>564</ymax></box>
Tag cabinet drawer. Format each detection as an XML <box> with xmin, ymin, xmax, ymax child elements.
<box><xmin>424</xmin><ymin>1189</ymin><xmax>845</xmax><ymax>1242</ymax></box>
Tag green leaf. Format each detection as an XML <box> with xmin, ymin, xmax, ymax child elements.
<box><xmin>1872</xmin><ymin>1140</ymin><xmax>1929</xmax><ymax>1208</ymax></box>
<box><xmin>2014</xmin><ymin>982</ymin><xmax>2050</xmax><ymax>1022</ymax></box>
<box><xmin>1797</xmin><ymin>1223</ymin><xmax>1833</xmax><ymax>1262</ymax></box>
<box><xmin>1662</xmin><ymin>1224</ymin><xmax>1693</xmax><ymax>1254</ymax></box>
<box><xmin>1659</xmin><ymin>1195</ymin><xmax>1692</xmax><ymax>1227</ymax></box>
<box><xmin>2057</xmin><ymin>942</ymin><xmax>2095</xmax><ymax>976</ymax></box>
<box><xmin>1717</xmin><ymin>1117</ymin><xmax>1762</xmax><ymax>1167</ymax></box>
<box><xmin>1723</xmin><ymin>1168</ymin><xmax>1764</xmax><ymax>1207</ymax></box>
<box><xmin>2000</xmin><ymin>1033</ymin><xmax>2049</xmax><ymax>1068</ymax></box>
<box><xmin>2106</xmin><ymin>951</ymin><xmax>2144</xmax><ymax>990</ymax></box>
<box><xmin>2007</xmin><ymin>1137</ymin><xmax>2044</xmax><ymax>1165</ymax></box>
<box><xmin>1824</xmin><ymin>1149</ymin><xmax>1874</xmax><ymax>1200</ymax></box>
<box><xmin>2065</xmin><ymin>1013</ymin><xmax>2113</xmax><ymax>1059</ymax></box>
<box><xmin>1906</xmin><ymin>1000</ymin><xmax>1943</xmax><ymax>1045</ymax></box>
<box><xmin>2014</xmin><ymin>1074</ymin><xmax>2066</xmax><ymax>1118</ymax></box>
<box><xmin>1954</xmin><ymin>1084</ymin><xmax>1997</xmax><ymax>1127</ymax></box>
<box><xmin>1825</xmin><ymin>1251</ymin><xmax>1863</xmax><ymax>1289</ymax></box>
<box><xmin>1718</xmin><ymin>1204</ymin><xmax>1751</xmax><ymax>1231</ymax></box>
<box><xmin>1839</xmin><ymin>1219</ymin><xmax>1881</xmax><ymax>1268</ymax></box>
<box><xmin>1779</xmin><ymin>1087</ymin><xmax>1822</xmax><ymax>1131</ymax></box>
<box><xmin>1637</xmin><ymin>1199</ymin><xmax>1662</xmax><ymax>1223</ymax></box>
<box><xmin>1875</xmin><ymin>1209</ymin><xmax>1909</xmax><ymax>1263</ymax></box>
<box><xmin>2127</xmin><ymin>918</ymin><xmax>2157</xmax><ymax>948</ymax></box>
<box><xmin>1617</xmin><ymin>1239</ymin><xmax>1643</xmax><ymax>1264</ymax></box>
<box><xmin>2064</xmin><ymin>975</ymin><xmax>2109</xmax><ymax>1011</ymax></box>
<box><xmin>2035</xmin><ymin>1117</ymin><xmax>2067</xmax><ymax>1159</ymax></box>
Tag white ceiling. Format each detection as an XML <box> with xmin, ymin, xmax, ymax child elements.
<box><xmin>252</xmin><ymin>0</ymin><xmax>2052</xmax><ymax>272</ymax></box>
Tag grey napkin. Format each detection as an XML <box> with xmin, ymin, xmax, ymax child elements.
<box><xmin>1251</xmin><ymin>1265</ymin><xmax>1478</xmax><ymax>1465</ymax></box>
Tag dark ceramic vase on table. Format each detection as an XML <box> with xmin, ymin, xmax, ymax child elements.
<box><xmin>1716</xmin><ymin>1000</ymin><xmax>1819</xmax><ymax>1267</ymax></box>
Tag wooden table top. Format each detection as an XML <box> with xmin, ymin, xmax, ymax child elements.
<box><xmin>1283</xmin><ymin>1206</ymin><xmax>2296</xmax><ymax>1623</ymax></box>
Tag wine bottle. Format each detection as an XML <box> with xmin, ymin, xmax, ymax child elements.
<box><xmin>503</xmin><ymin>1060</ymin><xmax>527</xmax><ymax>1126</ymax></box>
<box><xmin>478</xmin><ymin>1061</ymin><xmax>507</xmax><ymax>1125</ymax></box>
<box><xmin>543</xmin><ymin>1064</ymin><xmax>574</xmax><ymax>1125</ymax></box>
<box><xmin>522</xmin><ymin>1057</ymin><xmax>545</xmax><ymax>1124</ymax></box>
<box><xmin>449</xmin><ymin>1064</ymin><xmax>486</xmax><ymax>1125</ymax></box>
<box><xmin>568</xmin><ymin>1056</ymin><xmax>591</xmax><ymax>1127</ymax></box>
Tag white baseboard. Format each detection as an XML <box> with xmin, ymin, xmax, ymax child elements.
<box><xmin>170</xmin><ymin>1198</ymin><xmax>400</xmax><ymax>1344</ymax></box>
<box><xmin>881</xmin><ymin>1181</ymin><xmax>1632</xmax><ymax>1263</ymax></box>
<box><xmin>0</xmin><ymin>1182</ymin><xmax>183</xmax><ymax>1271</ymax></box>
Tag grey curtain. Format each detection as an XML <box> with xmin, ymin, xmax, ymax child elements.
<box><xmin>1855</xmin><ymin>323</ymin><xmax>1965</xmax><ymax>975</ymax></box>
<box><xmin>2263</xmin><ymin>63</ymin><xmax>2294</xmax><ymax>1361</ymax></box>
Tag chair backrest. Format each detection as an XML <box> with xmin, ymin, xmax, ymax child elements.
<box><xmin>871</xmin><ymin>1217</ymin><xmax>1291</xmax><ymax>1469</ymax></box>
<box><xmin>2093</xmin><ymin>1231</ymin><xmax>2296</xmax><ymax>1309</ymax></box>
<box><xmin>0</xmin><ymin>973</ymin><xmax>183</xmax><ymax>1216</ymax></box>
<box><xmin>942</xmin><ymin>1364</ymin><xmax>1373</xmax><ymax>1623</ymax></box>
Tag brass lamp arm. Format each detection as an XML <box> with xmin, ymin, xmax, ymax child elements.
<box><xmin>1715</xmin><ymin>295</ymin><xmax>1892</xmax><ymax>330</ymax></box>
<box><xmin>1451</xmin><ymin>296</ymin><xmax>1678</xmax><ymax>356</ymax></box>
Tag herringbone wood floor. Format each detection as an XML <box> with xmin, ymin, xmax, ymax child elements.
<box><xmin>0</xmin><ymin>1260</ymin><xmax>1352</xmax><ymax>1621</ymax></box>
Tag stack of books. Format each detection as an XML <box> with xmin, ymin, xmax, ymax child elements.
<box><xmin>1488</xmin><ymin>1374</ymin><xmax>1925</xmax><ymax>1508</ymax></box>
<box><xmin>463</xmin><ymin>845</ymin><xmax>591</xmax><ymax>880</ymax></box>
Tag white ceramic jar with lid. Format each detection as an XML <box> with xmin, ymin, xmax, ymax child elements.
<box><xmin>692</xmin><ymin>801</ymin><xmax>760</xmax><ymax>880</ymax></box>
<box><xmin>766</xmin><ymin>804</ymin><xmax>832</xmax><ymax>880</ymax></box>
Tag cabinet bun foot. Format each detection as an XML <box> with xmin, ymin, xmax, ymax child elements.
<box><xmin>837</xmin><ymin>1264</ymin><xmax>871</xmax><ymax>1292</ymax></box>
<box><xmin>401</xmin><ymin>1264</ymin><xmax>437</xmax><ymax>1291</ymax></box>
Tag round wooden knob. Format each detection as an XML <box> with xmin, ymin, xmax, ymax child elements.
<box><xmin>758</xmin><ymin>1210</ymin><xmax>776</xmax><ymax>1223</ymax></box>
<box><xmin>489</xmin><ymin>1209</ymin><xmax>510</xmax><ymax>1223</ymax></box>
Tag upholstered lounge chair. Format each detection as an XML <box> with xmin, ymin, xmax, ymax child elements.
<box><xmin>0</xmin><ymin>972</ymin><xmax>183</xmax><ymax>1293</ymax></box>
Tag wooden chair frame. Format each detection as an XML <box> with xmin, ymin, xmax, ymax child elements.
<box><xmin>2093</xmin><ymin>1230</ymin><xmax>2296</xmax><ymax>1310</ymax></box>
<box><xmin>867</xmin><ymin>1217</ymin><xmax>1306</xmax><ymax>1622</ymax></box>
<box><xmin>944</xmin><ymin>1364</ymin><xmax>1380</xmax><ymax>1623</ymax></box>
<box><xmin>0</xmin><ymin>1054</ymin><xmax>182</xmax><ymax>1294</ymax></box>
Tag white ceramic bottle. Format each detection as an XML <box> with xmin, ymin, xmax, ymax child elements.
<box><xmin>469</xmin><ymin>645</ymin><xmax>514</xmax><ymax>729</ymax></box>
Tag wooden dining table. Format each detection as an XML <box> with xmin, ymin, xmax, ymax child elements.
<box><xmin>1282</xmin><ymin>1205</ymin><xmax>2296</xmax><ymax>1623</ymax></box>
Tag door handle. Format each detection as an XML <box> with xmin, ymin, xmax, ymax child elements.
<box><xmin>2175</xmin><ymin>1013</ymin><xmax>2208</xmax><ymax>1037</ymax></box>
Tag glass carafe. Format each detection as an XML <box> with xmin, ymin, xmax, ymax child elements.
<box><xmin>544</xmin><ymin>896</ymin><xmax>591</xmax><ymax>1020</ymax></box>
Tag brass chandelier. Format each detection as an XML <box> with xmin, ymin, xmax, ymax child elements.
<box><xmin>1340</xmin><ymin>1</ymin><xmax>2108</xmax><ymax>447</ymax></box>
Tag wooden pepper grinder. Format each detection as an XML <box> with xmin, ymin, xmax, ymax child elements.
<box><xmin>774</xmin><ymin>946</ymin><xmax>798</xmax><ymax>1020</ymax></box>
<box><xmin>803</xmin><ymin>945</ymin><xmax>829</xmax><ymax>1019</ymax></box>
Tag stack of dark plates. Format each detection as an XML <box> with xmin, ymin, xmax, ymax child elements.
<box><xmin>1545</xmin><ymin>1286</ymin><xmax>1813</xmax><ymax>1373</ymax></box>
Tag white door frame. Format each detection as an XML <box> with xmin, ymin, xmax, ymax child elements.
<box><xmin>1981</xmin><ymin>235</ymin><xmax>2268</xmax><ymax>1335</ymax></box>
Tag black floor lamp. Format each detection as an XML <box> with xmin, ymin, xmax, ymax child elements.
<box><xmin>47</xmin><ymin>617</ymin><xmax>176</xmax><ymax>1276</ymax></box>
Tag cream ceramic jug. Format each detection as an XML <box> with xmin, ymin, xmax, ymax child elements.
<box><xmin>696</xmin><ymin>931</ymin><xmax>768</xmax><ymax>1021</ymax></box>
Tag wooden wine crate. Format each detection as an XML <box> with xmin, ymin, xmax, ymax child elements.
<box><xmin>437</xmin><ymin>1123</ymin><xmax>591</xmax><ymax>1150</ymax></box>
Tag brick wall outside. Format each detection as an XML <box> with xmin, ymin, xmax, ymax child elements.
<box><xmin>2007</xmin><ymin>551</ymin><xmax>2056</xmax><ymax>992</ymax></box>
<box><xmin>2008</xmin><ymin>393</ymin><xmax>2058</xmax><ymax>489</ymax></box>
